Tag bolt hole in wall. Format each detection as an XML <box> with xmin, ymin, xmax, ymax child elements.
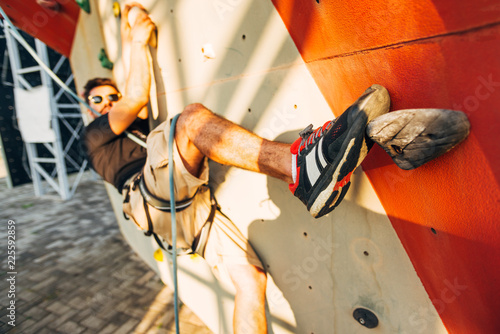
<box><xmin>242</xmin><ymin>34</ymin><xmax>246</xmax><ymax>40</ymax></box>
<box><xmin>363</xmin><ymin>251</ymin><xmax>369</xmax><ymax>256</ymax></box>
<box><xmin>431</xmin><ymin>228</ymin><xmax>437</xmax><ymax>234</ymax></box>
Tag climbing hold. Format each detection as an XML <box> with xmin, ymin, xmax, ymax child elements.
<box><xmin>74</xmin><ymin>0</ymin><xmax>90</xmax><ymax>14</ymax></box>
<box><xmin>153</xmin><ymin>248</ymin><xmax>163</xmax><ymax>262</ymax></box>
<box><xmin>190</xmin><ymin>253</ymin><xmax>202</xmax><ymax>262</ymax></box>
<box><xmin>366</xmin><ymin>109</ymin><xmax>470</xmax><ymax>170</ymax></box>
<box><xmin>36</xmin><ymin>0</ymin><xmax>60</xmax><ymax>12</ymax></box>
<box><xmin>112</xmin><ymin>1</ymin><xmax>121</xmax><ymax>18</ymax></box>
<box><xmin>98</xmin><ymin>48</ymin><xmax>113</xmax><ymax>70</ymax></box>
<box><xmin>353</xmin><ymin>308</ymin><xmax>379</xmax><ymax>328</ymax></box>
<box><xmin>202</xmin><ymin>43</ymin><xmax>216</xmax><ymax>60</ymax></box>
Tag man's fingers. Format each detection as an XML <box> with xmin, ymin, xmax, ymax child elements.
<box><xmin>120</xmin><ymin>5</ymin><xmax>132</xmax><ymax>34</ymax></box>
<box><xmin>121</xmin><ymin>3</ymin><xmax>156</xmax><ymax>46</ymax></box>
<box><xmin>123</xmin><ymin>2</ymin><xmax>146</xmax><ymax>21</ymax></box>
<box><xmin>122</xmin><ymin>3</ymin><xmax>146</xmax><ymax>27</ymax></box>
<box><xmin>124</xmin><ymin>2</ymin><xmax>146</xmax><ymax>11</ymax></box>
<box><xmin>128</xmin><ymin>6</ymin><xmax>152</xmax><ymax>27</ymax></box>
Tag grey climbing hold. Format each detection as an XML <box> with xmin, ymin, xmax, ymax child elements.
<box><xmin>366</xmin><ymin>109</ymin><xmax>470</xmax><ymax>170</ymax></box>
<box><xmin>353</xmin><ymin>308</ymin><xmax>379</xmax><ymax>328</ymax></box>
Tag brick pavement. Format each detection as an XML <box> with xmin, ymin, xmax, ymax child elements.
<box><xmin>0</xmin><ymin>172</ymin><xmax>213</xmax><ymax>334</ymax></box>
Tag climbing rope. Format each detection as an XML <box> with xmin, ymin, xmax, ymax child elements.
<box><xmin>168</xmin><ymin>113</ymin><xmax>181</xmax><ymax>334</ymax></box>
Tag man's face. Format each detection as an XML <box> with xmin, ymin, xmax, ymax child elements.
<box><xmin>87</xmin><ymin>85</ymin><xmax>121</xmax><ymax>118</ymax></box>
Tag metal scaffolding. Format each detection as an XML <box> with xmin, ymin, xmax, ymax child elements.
<box><xmin>2</xmin><ymin>21</ymin><xmax>87</xmax><ymax>200</ymax></box>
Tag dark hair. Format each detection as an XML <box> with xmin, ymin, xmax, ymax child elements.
<box><xmin>82</xmin><ymin>78</ymin><xmax>119</xmax><ymax>101</ymax></box>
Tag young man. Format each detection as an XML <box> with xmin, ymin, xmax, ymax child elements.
<box><xmin>82</xmin><ymin>4</ymin><xmax>391</xmax><ymax>334</ymax></box>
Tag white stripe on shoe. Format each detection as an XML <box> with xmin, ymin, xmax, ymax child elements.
<box><xmin>317</xmin><ymin>137</ymin><xmax>328</xmax><ymax>169</ymax></box>
<box><xmin>306</xmin><ymin>137</ymin><xmax>327</xmax><ymax>186</ymax></box>
<box><xmin>310</xmin><ymin>138</ymin><xmax>355</xmax><ymax>217</ymax></box>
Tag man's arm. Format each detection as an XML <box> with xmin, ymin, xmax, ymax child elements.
<box><xmin>108</xmin><ymin>4</ymin><xmax>155</xmax><ymax>135</ymax></box>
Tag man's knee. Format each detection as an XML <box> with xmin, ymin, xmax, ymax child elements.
<box><xmin>182</xmin><ymin>103</ymin><xmax>211</xmax><ymax>119</ymax></box>
<box><xmin>176</xmin><ymin>103</ymin><xmax>212</xmax><ymax>132</ymax></box>
<box><xmin>175</xmin><ymin>103</ymin><xmax>208</xmax><ymax>135</ymax></box>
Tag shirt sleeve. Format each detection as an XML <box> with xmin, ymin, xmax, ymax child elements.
<box><xmin>82</xmin><ymin>114</ymin><xmax>118</xmax><ymax>153</ymax></box>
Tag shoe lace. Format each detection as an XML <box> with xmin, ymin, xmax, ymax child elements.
<box><xmin>297</xmin><ymin>121</ymin><xmax>334</xmax><ymax>156</ymax></box>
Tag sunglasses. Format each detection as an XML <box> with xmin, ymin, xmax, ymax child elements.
<box><xmin>88</xmin><ymin>93</ymin><xmax>122</xmax><ymax>104</ymax></box>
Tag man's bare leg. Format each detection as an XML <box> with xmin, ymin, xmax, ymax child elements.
<box><xmin>175</xmin><ymin>103</ymin><xmax>292</xmax><ymax>183</ymax></box>
<box><xmin>227</xmin><ymin>264</ymin><xmax>268</xmax><ymax>334</ymax></box>
<box><xmin>174</xmin><ymin>104</ymin><xmax>272</xmax><ymax>332</ymax></box>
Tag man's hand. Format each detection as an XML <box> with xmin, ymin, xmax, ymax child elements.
<box><xmin>121</xmin><ymin>3</ymin><xmax>156</xmax><ymax>47</ymax></box>
<box><xmin>107</xmin><ymin>3</ymin><xmax>156</xmax><ymax>135</ymax></box>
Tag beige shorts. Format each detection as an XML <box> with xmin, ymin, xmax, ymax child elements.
<box><xmin>123</xmin><ymin>120</ymin><xmax>263</xmax><ymax>277</ymax></box>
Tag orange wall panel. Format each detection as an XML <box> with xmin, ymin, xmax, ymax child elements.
<box><xmin>272</xmin><ymin>0</ymin><xmax>500</xmax><ymax>333</ymax></box>
<box><xmin>272</xmin><ymin>0</ymin><xmax>500</xmax><ymax>61</ymax></box>
<box><xmin>0</xmin><ymin>0</ymin><xmax>79</xmax><ymax>57</ymax></box>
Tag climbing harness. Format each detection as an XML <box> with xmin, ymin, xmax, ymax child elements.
<box><xmin>122</xmin><ymin>171</ymin><xmax>218</xmax><ymax>257</ymax></box>
<box><xmin>139</xmin><ymin>176</ymin><xmax>199</xmax><ymax>213</ymax></box>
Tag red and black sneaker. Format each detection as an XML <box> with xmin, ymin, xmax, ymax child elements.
<box><xmin>289</xmin><ymin>85</ymin><xmax>390</xmax><ymax>218</ymax></box>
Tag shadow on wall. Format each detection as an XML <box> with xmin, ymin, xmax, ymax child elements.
<box><xmin>247</xmin><ymin>172</ymin><xmax>490</xmax><ymax>333</ymax></box>
<box><xmin>238</xmin><ymin>130</ymin><xmax>490</xmax><ymax>333</ymax></box>
<box><xmin>167</xmin><ymin>0</ymin><xmax>300</xmax><ymax>125</ymax></box>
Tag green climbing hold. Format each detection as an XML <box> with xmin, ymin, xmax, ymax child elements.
<box><xmin>98</xmin><ymin>48</ymin><xmax>113</xmax><ymax>70</ymax></box>
<box><xmin>74</xmin><ymin>0</ymin><xmax>90</xmax><ymax>14</ymax></box>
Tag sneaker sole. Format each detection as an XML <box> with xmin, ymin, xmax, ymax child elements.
<box><xmin>309</xmin><ymin>84</ymin><xmax>390</xmax><ymax>218</ymax></box>
<box><xmin>366</xmin><ymin>109</ymin><xmax>470</xmax><ymax>170</ymax></box>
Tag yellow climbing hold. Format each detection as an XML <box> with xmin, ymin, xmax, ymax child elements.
<box><xmin>190</xmin><ymin>253</ymin><xmax>201</xmax><ymax>262</ymax></box>
<box><xmin>154</xmin><ymin>248</ymin><xmax>164</xmax><ymax>262</ymax></box>
<box><xmin>112</xmin><ymin>2</ymin><xmax>121</xmax><ymax>18</ymax></box>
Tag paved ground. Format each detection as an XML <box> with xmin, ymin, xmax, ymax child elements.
<box><xmin>0</xmin><ymin>171</ymin><xmax>213</xmax><ymax>334</ymax></box>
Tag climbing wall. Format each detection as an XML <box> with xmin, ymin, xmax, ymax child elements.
<box><xmin>70</xmin><ymin>0</ymin><xmax>449</xmax><ymax>332</ymax></box>
<box><xmin>4</xmin><ymin>0</ymin><xmax>498</xmax><ymax>333</ymax></box>
<box><xmin>270</xmin><ymin>1</ymin><xmax>500</xmax><ymax>333</ymax></box>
